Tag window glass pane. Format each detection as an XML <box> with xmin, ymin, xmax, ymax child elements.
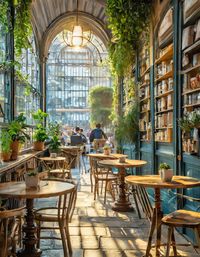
<box><xmin>47</xmin><ymin>32</ymin><xmax>111</xmax><ymax>130</ymax></box>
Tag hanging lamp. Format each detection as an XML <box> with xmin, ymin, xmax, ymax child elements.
<box><xmin>63</xmin><ymin>0</ymin><xmax>91</xmax><ymax>48</ymax></box>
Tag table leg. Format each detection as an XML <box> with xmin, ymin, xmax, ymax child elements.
<box><xmin>17</xmin><ymin>199</ymin><xmax>41</xmax><ymax>257</ymax></box>
<box><xmin>112</xmin><ymin>167</ymin><xmax>134</xmax><ymax>212</ymax></box>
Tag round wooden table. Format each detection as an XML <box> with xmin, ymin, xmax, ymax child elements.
<box><xmin>125</xmin><ymin>175</ymin><xmax>200</xmax><ymax>257</ymax></box>
<box><xmin>39</xmin><ymin>156</ymin><xmax>66</xmax><ymax>169</ymax></box>
<box><xmin>0</xmin><ymin>180</ymin><xmax>74</xmax><ymax>257</ymax></box>
<box><xmin>87</xmin><ymin>153</ymin><xmax>127</xmax><ymax>193</ymax></box>
<box><xmin>99</xmin><ymin>159</ymin><xmax>147</xmax><ymax>212</ymax></box>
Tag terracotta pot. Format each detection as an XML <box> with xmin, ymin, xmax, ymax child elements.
<box><xmin>1</xmin><ymin>152</ymin><xmax>11</xmax><ymax>162</ymax></box>
<box><xmin>10</xmin><ymin>140</ymin><xmax>19</xmax><ymax>160</ymax></box>
<box><xmin>33</xmin><ymin>141</ymin><xmax>44</xmax><ymax>151</ymax></box>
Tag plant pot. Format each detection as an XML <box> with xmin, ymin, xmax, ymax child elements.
<box><xmin>1</xmin><ymin>152</ymin><xmax>11</xmax><ymax>162</ymax></box>
<box><xmin>33</xmin><ymin>141</ymin><xmax>44</xmax><ymax>151</ymax></box>
<box><xmin>103</xmin><ymin>149</ymin><xmax>110</xmax><ymax>155</ymax></box>
<box><xmin>10</xmin><ymin>140</ymin><xmax>19</xmax><ymax>161</ymax></box>
<box><xmin>25</xmin><ymin>174</ymin><xmax>39</xmax><ymax>189</ymax></box>
<box><xmin>159</xmin><ymin>169</ymin><xmax>173</xmax><ymax>182</ymax></box>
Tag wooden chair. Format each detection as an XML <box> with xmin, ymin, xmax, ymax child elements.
<box><xmin>13</xmin><ymin>165</ymin><xmax>26</xmax><ymax>181</ymax></box>
<box><xmin>0</xmin><ymin>207</ymin><xmax>24</xmax><ymax>257</ymax></box>
<box><xmin>162</xmin><ymin>194</ymin><xmax>200</xmax><ymax>256</ymax></box>
<box><xmin>34</xmin><ymin>179</ymin><xmax>77</xmax><ymax>257</ymax></box>
<box><xmin>92</xmin><ymin>158</ymin><xmax>118</xmax><ymax>204</ymax></box>
<box><xmin>93</xmin><ymin>139</ymin><xmax>106</xmax><ymax>152</ymax></box>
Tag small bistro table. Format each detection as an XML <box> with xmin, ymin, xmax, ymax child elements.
<box><xmin>87</xmin><ymin>153</ymin><xmax>127</xmax><ymax>193</ymax></box>
<box><xmin>125</xmin><ymin>175</ymin><xmax>200</xmax><ymax>257</ymax></box>
<box><xmin>99</xmin><ymin>159</ymin><xmax>147</xmax><ymax>212</ymax></box>
<box><xmin>39</xmin><ymin>156</ymin><xmax>66</xmax><ymax>169</ymax></box>
<box><xmin>0</xmin><ymin>180</ymin><xmax>74</xmax><ymax>257</ymax></box>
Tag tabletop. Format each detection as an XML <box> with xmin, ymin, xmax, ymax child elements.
<box><xmin>39</xmin><ymin>156</ymin><xmax>66</xmax><ymax>161</ymax></box>
<box><xmin>87</xmin><ymin>153</ymin><xmax>127</xmax><ymax>159</ymax></box>
<box><xmin>125</xmin><ymin>175</ymin><xmax>200</xmax><ymax>189</ymax></box>
<box><xmin>99</xmin><ymin>159</ymin><xmax>147</xmax><ymax>168</ymax></box>
<box><xmin>0</xmin><ymin>180</ymin><xmax>74</xmax><ymax>199</ymax></box>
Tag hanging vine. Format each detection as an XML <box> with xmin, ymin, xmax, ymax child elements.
<box><xmin>106</xmin><ymin>0</ymin><xmax>152</xmax><ymax>122</ymax></box>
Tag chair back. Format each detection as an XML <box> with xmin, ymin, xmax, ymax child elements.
<box><xmin>136</xmin><ymin>185</ymin><xmax>153</xmax><ymax>222</ymax></box>
<box><xmin>0</xmin><ymin>207</ymin><xmax>24</xmax><ymax>257</ymax></box>
<box><xmin>93</xmin><ymin>139</ymin><xmax>106</xmax><ymax>152</ymax></box>
<box><xmin>92</xmin><ymin>158</ymin><xmax>110</xmax><ymax>178</ymax></box>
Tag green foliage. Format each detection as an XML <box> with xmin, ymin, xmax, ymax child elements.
<box><xmin>103</xmin><ymin>144</ymin><xmax>111</xmax><ymax>150</ymax></box>
<box><xmin>32</xmin><ymin>109</ymin><xmax>48</xmax><ymax>142</ymax></box>
<box><xmin>159</xmin><ymin>163</ymin><xmax>170</xmax><ymax>170</ymax></box>
<box><xmin>0</xmin><ymin>0</ymin><xmax>32</xmax><ymax>56</ymax></box>
<box><xmin>106</xmin><ymin>0</ymin><xmax>152</xmax><ymax>119</ymax></box>
<box><xmin>0</xmin><ymin>130</ymin><xmax>12</xmax><ymax>153</ymax></box>
<box><xmin>14</xmin><ymin>0</ymin><xmax>32</xmax><ymax>56</ymax></box>
<box><xmin>27</xmin><ymin>169</ymin><xmax>38</xmax><ymax>176</ymax></box>
<box><xmin>8</xmin><ymin>113</ymin><xmax>30</xmax><ymax>143</ymax></box>
<box><xmin>179</xmin><ymin>111</ymin><xmax>200</xmax><ymax>132</ymax></box>
<box><xmin>115</xmin><ymin>101</ymin><xmax>139</xmax><ymax>144</ymax></box>
<box><xmin>48</xmin><ymin>122</ymin><xmax>61</xmax><ymax>153</ymax></box>
<box><xmin>89</xmin><ymin>86</ymin><xmax>113</xmax><ymax>128</ymax></box>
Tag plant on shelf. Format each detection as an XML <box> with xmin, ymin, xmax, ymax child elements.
<box><xmin>8</xmin><ymin>113</ymin><xmax>30</xmax><ymax>160</ymax></box>
<box><xmin>179</xmin><ymin>113</ymin><xmax>193</xmax><ymax>133</ymax></box>
<box><xmin>48</xmin><ymin>122</ymin><xmax>61</xmax><ymax>154</ymax></box>
<box><xmin>0</xmin><ymin>129</ymin><xmax>12</xmax><ymax>162</ymax></box>
<box><xmin>32</xmin><ymin>109</ymin><xmax>48</xmax><ymax>151</ymax></box>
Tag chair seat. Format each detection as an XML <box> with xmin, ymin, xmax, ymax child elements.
<box><xmin>162</xmin><ymin>209</ymin><xmax>200</xmax><ymax>226</ymax></box>
<box><xmin>35</xmin><ymin>207</ymin><xmax>60</xmax><ymax>222</ymax></box>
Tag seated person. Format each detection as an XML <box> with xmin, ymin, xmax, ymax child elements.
<box><xmin>89</xmin><ymin>123</ymin><xmax>107</xmax><ymax>143</ymax></box>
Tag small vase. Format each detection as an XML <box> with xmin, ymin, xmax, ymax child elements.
<box><xmin>103</xmin><ymin>149</ymin><xmax>110</xmax><ymax>155</ymax></box>
<box><xmin>160</xmin><ymin>169</ymin><xmax>173</xmax><ymax>182</ymax></box>
<box><xmin>25</xmin><ymin>174</ymin><xmax>39</xmax><ymax>189</ymax></box>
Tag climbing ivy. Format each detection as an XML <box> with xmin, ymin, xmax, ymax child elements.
<box><xmin>106</xmin><ymin>0</ymin><xmax>152</xmax><ymax>121</ymax></box>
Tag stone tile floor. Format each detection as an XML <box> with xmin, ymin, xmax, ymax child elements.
<box><xmin>37</xmin><ymin>162</ymin><xmax>200</xmax><ymax>257</ymax></box>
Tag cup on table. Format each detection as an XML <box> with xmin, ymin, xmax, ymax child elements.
<box><xmin>50</xmin><ymin>153</ymin><xmax>57</xmax><ymax>158</ymax></box>
<box><xmin>118</xmin><ymin>156</ymin><xmax>126</xmax><ymax>163</ymax></box>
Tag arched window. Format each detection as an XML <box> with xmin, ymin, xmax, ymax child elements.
<box><xmin>46</xmin><ymin>32</ymin><xmax>111</xmax><ymax>129</ymax></box>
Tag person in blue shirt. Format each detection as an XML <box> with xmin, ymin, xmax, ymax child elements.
<box><xmin>89</xmin><ymin>123</ymin><xmax>107</xmax><ymax>143</ymax></box>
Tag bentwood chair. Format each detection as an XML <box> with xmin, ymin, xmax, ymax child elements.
<box><xmin>162</xmin><ymin>194</ymin><xmax>200</xmax><ymax>256</ymax></box>
<box><xmin>34</xmin><ymin>179</ymin><xmax>77</xmax><ymax>257</ymax></box>
<box><xmin>92</xmin><ymin>158</ymin><xmax>118</xmax><ymax>204</ymax></box>
<box><xmin>0</xmin><ymin>207</ymin><xmax>24</xmax><ymax>257</ymax></box>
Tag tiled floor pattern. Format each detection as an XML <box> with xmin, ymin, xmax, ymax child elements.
<box><xmin>38</xmin><ymin>166</ymin><xmax>200</xmax><ymax>257</ymax></box>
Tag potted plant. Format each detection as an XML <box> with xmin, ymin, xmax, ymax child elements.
<box><xmin>8</xmin><ymin>113</ymin><xmax>30</xmax><ymax>160</ymax></box>
<box><xmin>24</xmin><ymin>170</ymin><xmax>39</xmax><ymax>189</ymax></box>
<box><xmin>159</xmin><ymin>163</ymin><xmax>173</xmax><ymax>182</ymax></box>
<box><xmin>103</xmin><ymin>144</ymin><xmax>111</xmax><ymax>155</ymax></box>
<box><xmin>48</xmin><ymin>122</ymin><xmax>61</xmax><ymax>155</ymax></box>
<box><xmin>0</xmin><ymin>130</ymin><xmax>12</xmax><ymax>162</ymax></box>
<box><xmin>32</xmin><ymin>109</ymin><xmax>48</xmax><ymax>151</ymax></box>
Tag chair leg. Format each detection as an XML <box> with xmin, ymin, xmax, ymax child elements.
<box><xmin>36</xmin><ymin>220</ymin><xmax>41</xmax><ymax>248</ymax></box>
<box><xmin>194</xmin><ymin>226</ymin><xmax>200</xmax><ymax>250</ymax></box>
<box><xmin>104</xmin><ymin>181</ymin><xmax>108</xmax><ymax>204</ymax></box>
<box><xmin>171</xmin><ymin>228</ymin><xmax>177</xmax><ymax>256</ymax></box>
<box><xmin>132</xmin><ymin>186</ymin><xmax>142</xmax><ymax>219</ymax></box>
<box><xmin>145</xmin><ymin>208</ymin><xmax>157</xmax><ymax>256</ymax></box>
<box><xmin>165</xmin><ymin>226</ymin><xmax>173</xmax><ymax>257</ymax></box>
<box><xmin>65</xmin><ymin>224</ymin><xmax>72</xmax><ymax>256</ymax></box>
<box><xmin>60</xmin><ymin>226</ymin><xmax>69</xmax><ymax>257</ymax></box>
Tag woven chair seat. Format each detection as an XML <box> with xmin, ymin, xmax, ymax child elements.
<box><xmin>162</xmin><ymin>209</ymin><xmax>200</xmax><ymax>226</ymax></box>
